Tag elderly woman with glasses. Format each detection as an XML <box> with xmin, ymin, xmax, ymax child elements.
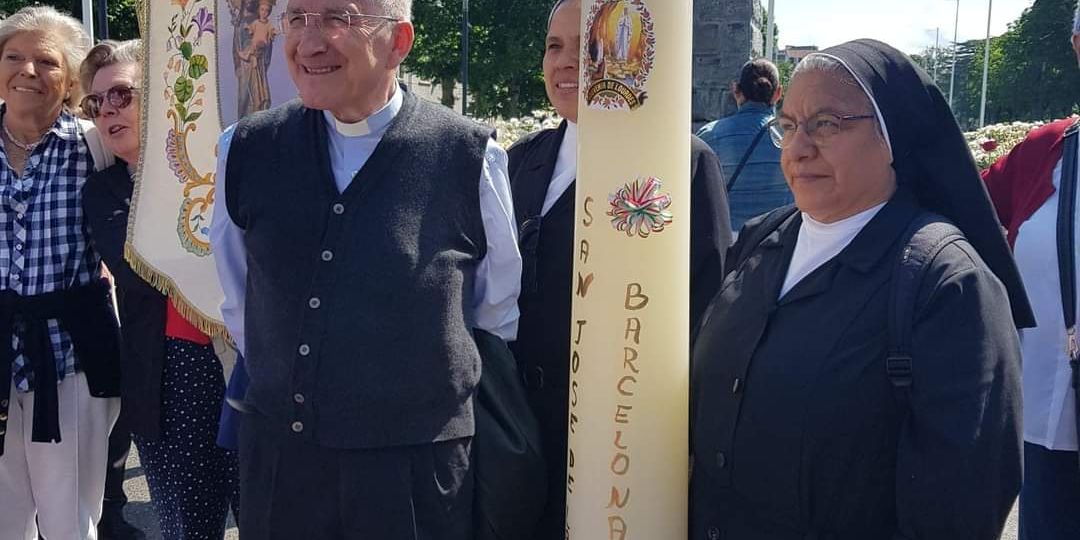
<box><xmin>690</xmin><ymin>39</ymin><xmax>1029</xmax><ymax>540</ymax></box>
<box><xmin>0</xmin><ymin>7</ymin><xmax>124</xmax><ymax>540</ymax></box>
<box><xmin>80</xmin><ymin>40</ymin><xmax>240</xmax><ymax>540</ymax></box>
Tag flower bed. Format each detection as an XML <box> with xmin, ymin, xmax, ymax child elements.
<box><xmin>964</xmin><ymin>121</ymin><xmax>1044</xmax><ymax>170</ymax></box>
<box><xmin>487</xmin><ymin>110</ymin><xmax>562</xmax><ymax>148</ymax></box>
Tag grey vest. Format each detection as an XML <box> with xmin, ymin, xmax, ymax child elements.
<box><xmin>225</xmin><ymin>91</ymin><xmax>490</xmax><ymax>448</ymax></box>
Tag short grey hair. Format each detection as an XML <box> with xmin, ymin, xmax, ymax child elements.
<box><xmin>79</xmin><ymin>40</ymin><xmax>142</xmax><ymax>96</ymax></box>
<box><xmin>374</xmin><ymin>0</ymin><xmax>412</xmax><ymax>21</ymax></box>
<box><xmin>0</xmin><ymin>6</ymin><xmax>91</xmax><ymax>108</ymax></box>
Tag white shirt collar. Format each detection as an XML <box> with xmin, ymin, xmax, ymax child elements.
<box><xmin>323</xmin><ymin>85</ymin><xmax>403</xmax><ymax>137</ymax></box>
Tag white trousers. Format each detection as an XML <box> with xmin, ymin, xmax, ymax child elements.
<box><xmin>0</xmin><ymin>372</ymin><xmax>120</xmax><ymax>540</ymax></box>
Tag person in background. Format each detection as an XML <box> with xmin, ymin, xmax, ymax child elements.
<box><xmin>980</xmin><ymin>5</ymin><xmax>1080</xmax><ymax>538</ymax></box>
<box><xmin>697</xmin><ymin>58</ymin><xmax>791</xmax><ymax>234</ymax></box>
<box><xmin>691</xmin><ymin>40</ymin><xmax>1028</xmax><ymax>539</ymax></box>
<box><xmin>80</xmin><ymin>40</ymin><xmax>240</xmax><ymax>540</ymax></box>
<box><xmin>0</xmin><ymin>7</ymin><xmax>123</xmax><ymax>540</ymax></box>
<box><xmin>507</xmin><ymin>1</ymin><xmax>731</xmax><ymax>537</ymax></box>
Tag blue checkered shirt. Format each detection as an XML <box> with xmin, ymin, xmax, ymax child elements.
<box><xmin>1</xmin><ymin>108</ymin><xmax>100</xmax><ymax>393</ymax></box>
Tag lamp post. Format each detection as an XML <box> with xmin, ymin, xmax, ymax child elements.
<box><xmin>95</xmin><ymin>0</ymin><xmax>109</xmax><ymax>40</ymax></box>
<box><xmin>949</xmin><ymin>0</ymin><xmax>959</xmax><ymax>109</ymax></box>
<box><xmin>979</xmin><ymin>0</ymin><xmax>992</xmax><ymax>127</ymax></box>
<box><xmin>933</xmin><ymin>27</ymin><xmax>940</xmax><ymax>82</ymax></box>
<box><xmin>75</xmin><ymin>0</ymin><xmax>94</xmax><ymax>39</ymax></box>
<box><xmin>461</xmin><ymin>0</ymin><xmax>470</xmax><ymax>116</ymax></box>
<box><xmin>765</xmin><ymin>0</ymin><xmax>775</xmax><ymax>61</ymax></box>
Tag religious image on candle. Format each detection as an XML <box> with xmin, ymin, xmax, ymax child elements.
<box><xmin>566</xmin><ymin>0</ymin><xmax>691</xmax><ymax>538</ymax></box>
<box><xmin>583</xmin><ymin>0</ymin><xmax>655</xmax><ymax>111</ymax></box>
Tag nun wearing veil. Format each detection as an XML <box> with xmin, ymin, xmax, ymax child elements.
<box><xmin>690</xmin><ymin>39</ymin><xmax>1030</xmax><ymax>540</ymax></box>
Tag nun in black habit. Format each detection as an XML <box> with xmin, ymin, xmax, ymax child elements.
<box><xmin>508</xmin><ymin>1</ymin><xmax>732</xmax><ymax>538</ymax></box>
<box><xmin>690</xmin><ymin>39</ymin><xmax>1031</xmax><ymax>540</ymax></box>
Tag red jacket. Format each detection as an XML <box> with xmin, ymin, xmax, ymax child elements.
<box><xmin>982</xmin><ymin>117</ymin><xmax>1076</xmax><ymax>247</ymax></box>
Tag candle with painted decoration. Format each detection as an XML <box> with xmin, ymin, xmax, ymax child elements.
<box><xmin>566</xmin><ymin>1</ymin><xmax>690</xmax><ymax>538</ymax></box>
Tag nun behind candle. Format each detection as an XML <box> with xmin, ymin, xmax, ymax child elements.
<box><xmin>690</xmin><ymin>39</ymin><xmax>1027</xmax><ymax>540</ymax></box>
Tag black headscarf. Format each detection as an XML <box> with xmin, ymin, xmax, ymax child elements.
<box><xmin>803</xmin><ymin>39</ymin><xmax>1035</xmax><ymax>328</ymax></box>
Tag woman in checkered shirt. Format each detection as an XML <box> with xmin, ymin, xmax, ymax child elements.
<box><xmin>0</xmin><ymin>6</ymin><xmax>125</xmax><ymax>540</ymax></box>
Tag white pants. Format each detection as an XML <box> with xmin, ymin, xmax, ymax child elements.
<box><xmin>0</xmin><ymin>372</ymin><xmax>120</xmax><ymax>540</ymax></box>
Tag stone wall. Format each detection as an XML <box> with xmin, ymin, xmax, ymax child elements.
<box><xmin>693</xmin><ymin>0</ymin><xmax>765</xmax><ymax>126</ymax></box>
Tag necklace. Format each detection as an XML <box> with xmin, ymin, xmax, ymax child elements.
<box><xmin>2</xmin><ymin>122</ymin><xmax>44</xmax><ymax>153</ymax></box>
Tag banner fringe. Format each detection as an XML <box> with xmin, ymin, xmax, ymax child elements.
<box><xmin>123</xmin><ymin>242</ymin><xmax>228</xmax><ymax>339</ymax></box>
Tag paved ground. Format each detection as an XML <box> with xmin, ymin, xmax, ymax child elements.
<box><xmin>121</xmin><ymin>446</ymin><xmax>238</xmax><ymax>540</ymax></box>
<box><xmin>119</xmin><ymin>443</ymin><xmax>1018</xmax><ymax>539</ymax></box>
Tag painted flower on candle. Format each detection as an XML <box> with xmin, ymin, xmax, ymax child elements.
<box><xmin>607</xmin><ymin>176</ymin><xmax>673</xmax><ymax>238</ymax></box>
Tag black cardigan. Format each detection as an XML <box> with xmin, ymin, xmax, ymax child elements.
<box><xmin>82</xmin><ymin>161</ymin><xmax>168</xmax><ymax>440</ymax></box>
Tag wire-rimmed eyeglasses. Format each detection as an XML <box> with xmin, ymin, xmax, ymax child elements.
<box><xmin>769</xmin><ymin>113</ymin><xmax>877</xmax><ymax>148</ymax></box>
<box><xmin>278</xmin><ymin>10</ymin><xmax>400</xmax><ymax>36</ymax></box>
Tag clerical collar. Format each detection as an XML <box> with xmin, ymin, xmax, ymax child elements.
<box><xmin>324</xmin><ymin>86</ymin><xmax>403</xmax><ymax>137</ymax></box>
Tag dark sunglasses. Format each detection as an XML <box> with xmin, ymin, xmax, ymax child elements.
<box><xmin>80</xmin><ymin>85</ymin><xmax>139</xmax><ymax>119</ymax></box>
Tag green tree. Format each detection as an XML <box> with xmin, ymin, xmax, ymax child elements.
<box><xmin>406</xmin><ymin>0</ymin><xmax>550</xmax><ymax>118</ymax></box>
<box><xmin>0</xmin><ymin>0</ymin><xmax>139</xmax><ymax>39</ymax></box>
<box><xmin>946</xmin><ymin>0</ymin><xmax>1080</xmax><ymax>129</ymax></box>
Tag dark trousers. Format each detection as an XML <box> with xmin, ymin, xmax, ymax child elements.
<box><xmin>238</xmin><ymin>411</ymin><xmax>474</xmax><ymax>540</ymax></box>
<box><xmin>1020</xmin><ymin>442</ymin><xmax>1080</xmax><ymax>540</ymax></box>
<box><xmin>103</xmin><ymin>413</ymin><xmax>132</xmax><ymax>516</ymax></box>
<box><xmin>133</xmin><ymin>338</ymin><xmax>239</xmax><ymax>540</ymax></box>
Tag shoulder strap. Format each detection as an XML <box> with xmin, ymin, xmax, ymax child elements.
<box><xmin>887</xmin><ymin>214</ymin><xmax>964</xmax><ymax>414</ymax></box>
<box><xmin>78</xmin><ymin>119</ymin><xmax>115</xmax><ymax>172</ymax></box>
<box><xmin>1056</xmin><ymin>118</ymin><xmax>1080</xmax><ymax>468</ymax></box>
<box><xmin>725</xmin><ymin>122</ymin><xmax>771</xmax><ymax>192</ymax></box>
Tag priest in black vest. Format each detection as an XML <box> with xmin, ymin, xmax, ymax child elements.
<box><xmin>208</xmin><ymin>1</ymin><xmax>521</xmax><ymax>538</ymax></box>
<box><xmin>507</xmin><ymin>1</ymin><xmax>733</xmax><ymax>538</ymax></box>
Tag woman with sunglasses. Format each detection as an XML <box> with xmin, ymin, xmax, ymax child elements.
<box><xmin>80</xmin><ymin>40</ymin><xmax>240</xmax><ymax>540</ymax></box>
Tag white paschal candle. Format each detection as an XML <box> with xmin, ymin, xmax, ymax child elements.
<box><xmin>566</xmin><ymin>1</ymin><xmax>691</xmax><ymax>539</ymax></box>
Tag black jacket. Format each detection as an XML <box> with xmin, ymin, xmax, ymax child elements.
<box><xmin>82</xmin><ymin>161</ymin><xmax>168</xmax><ymax>440</ymax></box>
<box><xmin>690</xmin><ymin>190</ymin><xmax>1022</xmax><ymax>540</ymax></box>
<box><xmin>507</xmin><ymin>123</ymin><xmax>732</xmax><ymax>539</ymax></box>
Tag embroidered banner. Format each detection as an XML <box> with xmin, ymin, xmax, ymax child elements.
<box><xmin>131</xmin><ymin>0</ymin><xmax>295</xmax><ymax>334</ymax></box>
<box><xmin>566</xmin><ymin>1</ymin><xmax>690</xmax><ymax>538</ymax></box>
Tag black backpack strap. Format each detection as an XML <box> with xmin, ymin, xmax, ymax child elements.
<box><xmin>887</xmin><ymin>214</ymin><xmax>964</xmax><ymax>414</ymax></box>
<box><xmin>1056</xmin><ymin>118</ymin><xmax>1080</xmax><ymax>467</ymax></box>
<box><xmin>726</xmin><ymin>122</ymin><xmax>772</xmax><ymax>193</ymax></box>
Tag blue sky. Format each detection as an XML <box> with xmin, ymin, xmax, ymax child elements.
<box><xmin>773</xmin><ymin>0</ymin><xmax>1037</xmax><ymax>54</ymax></box>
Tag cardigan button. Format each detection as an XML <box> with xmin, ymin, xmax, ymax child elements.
<box><xmin>298</xmin><ymin>344</ymin><xmax>311</xmax><ymax>356</ymax></box>
<box><xmin>293</xmin><ymin>393</ymin><xmax>305</xmax><ymax>404</ymax></box>
<box><xmin>308</xmin><ymin>297</ymin><xmax>321</xmax><ymax>309</ymax></box>
<box><xmin>731</xmin><ymin>378</ymin><xmax>741</xmax><ymax>394</ymax></box>
<box><xmin>332</xmin><ymin>203</ymin><xmax>345</xmax><ymax>215</ymax></box>
<box><xmin>0</xmin><ymin>412</ymin><xmax>6</xmax><ymax>422</ymax></box>
<box><xmin>0</xmin><ymin>399</ymin><xmax>7</xmax><ymax>407</ymax></box>
<box><xmin>291</xmin><ymin>421</ymin><xmax>304</xmax><ymax>433</ymax></box>
<box><xmin>715</xmin><ymin>451</ymin><xmax>727</xmax><ymax>469</ymax></box>
<box><xmin>321</xmin><ymin>250</ymin><xmax>334</xmax><ymax>262</ymax></box>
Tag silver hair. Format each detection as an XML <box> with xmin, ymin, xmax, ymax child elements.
<box><xmin>792</xmin><ymin>52</ymin><xmax>893</xmax><ymax>157</ymax></box>
<box><xmin>374</xmin><ymin>0</ymin><xmax>412</xmax><ymax>21</ymax></box>
<box><xmin>79</xmin><ymin>40</ymin><xmax>143</xmax><ymax>96</ymax></box>
<box><xmin>792</xmin><ymin>53</ymin><xmax>855</xmax><ymax>84</ymax></box>
<box><xmin>0</xmin><ymin>6</ymin><xmax>91</xmax><ymax>108</ymax></box>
